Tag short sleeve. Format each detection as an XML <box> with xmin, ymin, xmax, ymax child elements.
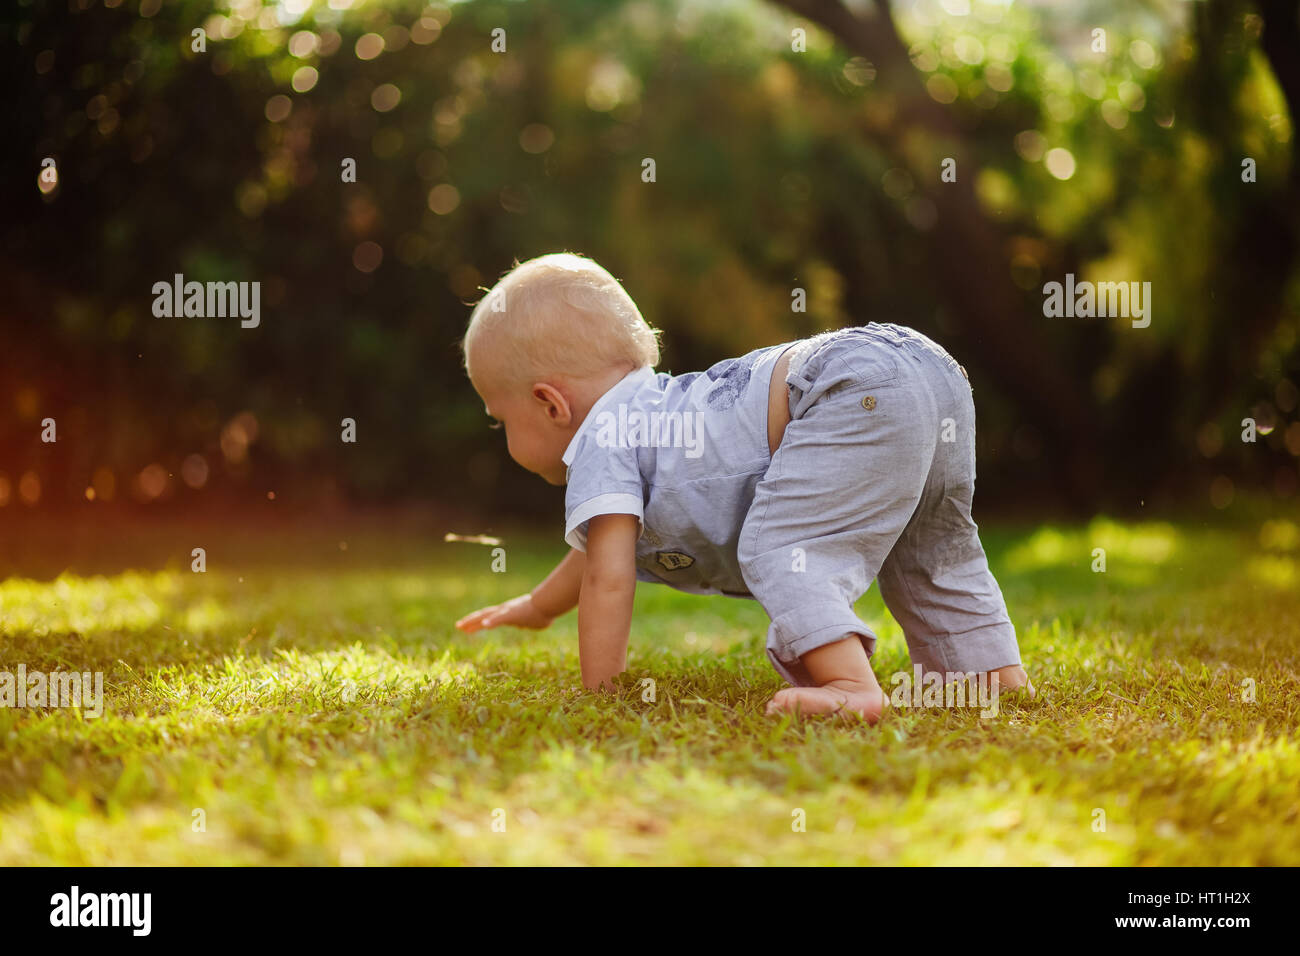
<box><xmin>564</xmin><ymin>435</ymin><xmax>645</xmax><ymax>552</ymax></box>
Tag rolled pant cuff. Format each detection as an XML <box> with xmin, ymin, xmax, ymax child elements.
<box><xmin>905</xmin><ymin>621</ymin><xmax>1020</xmax><ymax>677</ymax></box>
<box><xmin>766</xmin><ymin>602</ymin><xmax>877</xmax><ymax>686</ymax></box>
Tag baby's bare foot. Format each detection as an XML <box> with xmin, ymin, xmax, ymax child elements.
<box><xmin>987</xmin><ymin>664</ymin><xmax>1034</xmax><ymax>698</ymax></box>
<box><xmin>765</xmin><ymin>680</ymin><xmax>887</xmax><ymax>723</ymax></box>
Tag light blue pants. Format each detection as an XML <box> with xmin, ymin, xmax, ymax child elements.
<box><xmin>736</xmin><ymin>323</ymin><xmax>1022</xmax><ymax>687</ymax></box>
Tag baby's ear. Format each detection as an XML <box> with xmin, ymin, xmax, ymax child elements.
<box><xmin>534</xmin><ymin>382</ymin><xmax>571</xmax><ymax>422</ymax></box>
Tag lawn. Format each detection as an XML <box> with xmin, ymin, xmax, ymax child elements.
<box><xmin>1</xmin><ymin>504</ymin><xmax>1297</xmax><ymax>865</ymax></box>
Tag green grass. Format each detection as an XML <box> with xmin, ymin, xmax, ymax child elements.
<box><xmin>1</xmin><ymin>508</ymin><xmax>1298</xmax><ymax>865</ymax></box>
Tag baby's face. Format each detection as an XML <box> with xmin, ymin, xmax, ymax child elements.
<box><xmin>474</xmin><ymin>369</ymin><xmax>573</xmax><ymax>486</ymax></box>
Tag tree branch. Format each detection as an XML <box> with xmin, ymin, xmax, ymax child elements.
<box><xmin>769</xmin><ymin>0</ymin><xmax>1105</xmax><ymax>511</ymax></box>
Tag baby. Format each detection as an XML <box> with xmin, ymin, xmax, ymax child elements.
<box><xmin>455</xmin><ymin>252</ymin><xmax>1031</xmax><ymax>721</ymax></box>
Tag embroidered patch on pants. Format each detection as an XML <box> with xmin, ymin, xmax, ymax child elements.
<box><xmin>656</xmin><ymin>551</ymin><xmax>695</xmax><ymax>571</ymax></box>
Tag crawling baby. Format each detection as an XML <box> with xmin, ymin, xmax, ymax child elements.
<box><xmin>454</xmin><ymin>252</ymin><xmax>1031</xmax><ymax>721</ymax></box>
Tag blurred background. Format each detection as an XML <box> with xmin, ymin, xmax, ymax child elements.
<box><xmin>3</xmin><ymin>0</ymin><xmax>1298</xmax><ymax>532</ymax></box>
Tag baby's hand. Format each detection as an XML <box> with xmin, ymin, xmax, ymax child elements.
<box><xmin>454</xmin><ymin>593</ymin><xmax>554</xmax><ymax>634</ymax></box>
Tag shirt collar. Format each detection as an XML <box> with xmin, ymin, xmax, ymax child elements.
<box><xmin>562</xmin><ymin>365</ymin><xmax>655</xmax><ymax>466</ymax></box>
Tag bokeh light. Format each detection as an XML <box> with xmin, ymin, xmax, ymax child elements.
<box><xmin>355</xmin><ymin>33</ymin><xmax>384</xmax><ymax>61</ymax></box>
<box><xmin>427</xmin><ymin>183</ymin><xmax>460</xmax><ymax>215</ymax></box>
<box><xmin>1044</xmin><ymin>147</ymin><xmax>1076</xmax><ymax>180</ymax></box>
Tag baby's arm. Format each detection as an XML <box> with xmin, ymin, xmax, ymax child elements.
<box><xmin>454</xmin><ymin>548</ymin><xmax>585</xmax><ymax>633</ymax></box>
<box><xmin>529</xmin><ymin>547</ymin><xmax>586</xmax><ymax>619</ymax></box>
<box><xmin>578</xmin><ymin>513</ymin><xmax>639</xmax><ymax>691</ymax></box>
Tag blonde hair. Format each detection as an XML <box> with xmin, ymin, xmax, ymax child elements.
<box><xmin>461</xmin><ymin>252</ymin><xmax>661</xmax><ymax>394</ymax></box>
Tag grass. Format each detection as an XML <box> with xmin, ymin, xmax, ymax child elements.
<box><xmin>0</xmin><ymin>506</ymin><xmax>1298</xmax><ymax>865</ymax></box>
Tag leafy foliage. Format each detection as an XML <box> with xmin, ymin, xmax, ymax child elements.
<box><xmin>2</xmin><ymin>0</ymin><xmax>1297</xmax><ymax>515</ymax></box>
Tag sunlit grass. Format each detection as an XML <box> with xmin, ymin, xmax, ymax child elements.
<box><xmin>1003</xmin><ymin>517</ymin><xmax>1179</xmax><ymax>574</ymax></box>
<box><xmin>0</xmin><ymin>511</ymin><xmax>1297</xmax><ymax>864</ymax></box>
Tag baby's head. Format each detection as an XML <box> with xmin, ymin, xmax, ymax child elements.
<box><xmin>461</xmin><ymin>252</ymin><xmax>661</xmax><ymax>485</ymax></box>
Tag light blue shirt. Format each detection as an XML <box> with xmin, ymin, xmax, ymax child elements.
<box><xmin>562</xmin><ymin>342</ymin><xmax>792</xmax><ymax>596</ymax></box>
